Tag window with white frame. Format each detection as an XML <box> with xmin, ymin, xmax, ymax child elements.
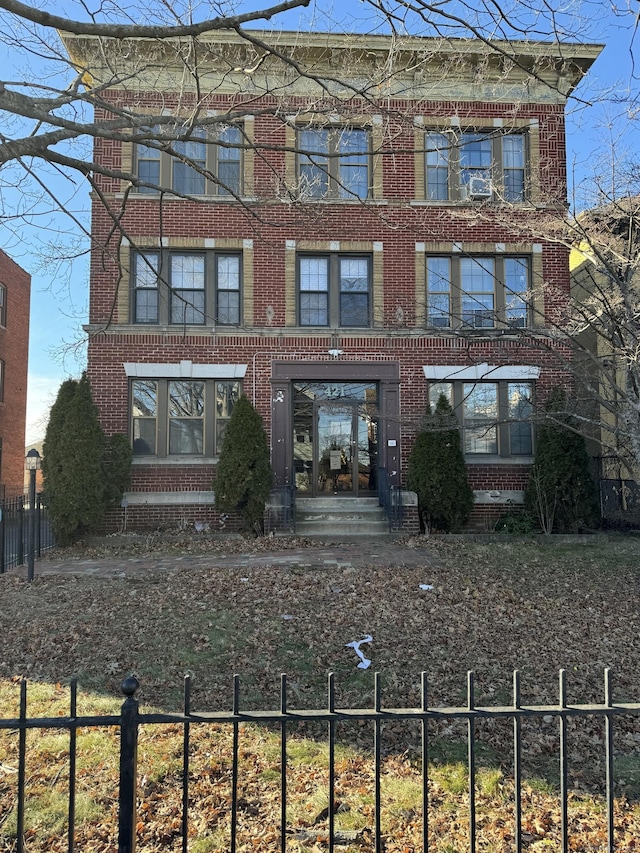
<box><xmin>425</xmin><ymin>130</ymin><xmax>526</xmax><ymax>202</ymax></box>
<box><xmin>0</xmin><ymin>284</ymin><xmax>6</xmax><ymax>326</ymax></box>
<box><xmin>426</xmin><ymin>255</ymin><xmax>530</xmax><ymax>329</ymax></box>
<box><xmin>131</xmin><ymin>379</ymin><xmax>240</xmax><ymax>457</ymax></box>
<box><xmin>132</xmin><ymin>250</ymin><xmax>241</xmax><ymax>326</ymax></box>
<box><xmin>428</xmin><ymin>380</ymin><xmax>534</xmax><ymax>457</ymax></box>
<box><xmin>135</xmin><ymin>124</ymin><xmax>242</xmax><ymax>196</ymax></box>
<box><xmin>298</xmin><ymin>127</ymin><xmax>370</xmax><ymax>200</ymax></box>
<box><xmin>298</xmin><ymin>254</ymin><xmax>371</xmax><ymax>327</ymax></box>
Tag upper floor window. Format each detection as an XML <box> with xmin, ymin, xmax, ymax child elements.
<box><xmin>131</xmin><ymin>378</ymin><xmax>240</xmax><ymax>457</ymax></box>
<box><xmin>132</xmin><ymin>250</ymin><xmax>241</xmax><ymax>326</ymax></box>
<box><xmin>298</xmin><ymin>254</ymin><xmax>371</xmax><ymax>327</ymax></box>
<box><xmin>425</xmin><ymin>130</ymin><xmax>526</xmax><ymax>202</ymax></box>
<box><xmin>426</xmin><ymin>255</ymin><xmax>530</xmax><ymax>330</ymax></box>
<box><xmin>429</xmin><ymin>381</ymin><xmax>533</xmax><ymax>457</ymax></box>
<box><xmin>135</xmin><ymin>124</ymin><xmax>242</xmax><ymax>196</ymax></box>
<box><xmin>0</xmin><ymin>284</ymin><xmax>6</xmax><ymax>326</ymax></box>
<box><xmin>298</xmin><ymin>127</ymin><xmax>370</xmax><ymax>200</ymax></box>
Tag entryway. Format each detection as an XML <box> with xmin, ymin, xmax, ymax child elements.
<box><xmin>292</xmin><ymin>382</ymin><xmax>378</xmax><ymax>497</ymax></box>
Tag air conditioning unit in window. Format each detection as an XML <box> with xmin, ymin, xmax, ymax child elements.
<box><xmin>467</xmin><ymin>176</ymin><xmax>493</xmax><ymax>199</ymax></box>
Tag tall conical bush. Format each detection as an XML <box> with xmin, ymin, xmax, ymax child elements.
<box><xmin>407</xmin><ymin>394</ymin><xmax>474</xmax><ymax>532</ymax></box>
<box><xmin>42</xmin><ymin>373</ymin><xmax>106</xmax><ymax>544</ymax></box>
<box><xmin>213</xmin><ymin>396</ymin><xmax>272</xmax><ymax>534</ymax></box>
<box><xmin>43</xmin><ymin>373</ymin><xmax>132</xmax><ymax>543</ymax></box>
<box><xmin>525</xmin><ymin>387</ymin><xmax>599</xmax><ymax>532</ymax></box>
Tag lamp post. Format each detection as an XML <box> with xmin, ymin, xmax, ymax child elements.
<box><xmin>25</xmin><ymin>449</ymin><xmax>41</xmax><ymax>582</ymax></box>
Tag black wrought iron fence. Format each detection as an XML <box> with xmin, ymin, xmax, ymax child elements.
<box><xmin>0</xmin><ymin>493</ymin><xmax>54</xmax><ymax>573</ymax></box>
<box><xmin>378</xmin><ymin>468</ymin><xmax>403</xmax><ymax>530</ymax></box>
<box><xmin>1</xmin><ymin>669</ymin><xmax>639</xmax><ymax>853</ymax></box>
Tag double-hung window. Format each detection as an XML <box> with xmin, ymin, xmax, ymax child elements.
<box><xmin>426</xmin><ymin>255</ymin><xmax>530</xmax><ymax>330</ymax></box>
<box><xmin>135</xmin><ymin>124</ymin><xmax>243</xmax><ymax>196</ymax></box>
<box><xmin>170</xmin><ymin>255</ymin><xmax>206</xmax><ymax>324</ymax></box>
<box><xmin>131</xmin><ymin>379</ymin><xmax>240</xmax><ymax>457</ymax></box>
<box><xmin>298</xmin><ymin>254</ymin><xmax>371</xmax><ymax>327</ymax></box>
<box><xmin>132</xmin><ymin>250</ymin><xmax>241</xmax><ymax>326</ymax></box>
<box><xmin>298</xmin><ymin>127</ymin><xmax>370</xmax><ymax>200</ymax></box>
<box><xmin>173</xmin><ymin>128</ymin><xmax>207</xmax><ymax>195</ymax></box>
<box><xmin>425</xmin><ymin>130</ymin><xmax>526</xmax><ymax>202</ymax></box>
<box><xmin>428</xmin><ymin>381</ymin><xmax>533</xmax><ymax>458</ymax></box>
<box><xmin>136</xmin><ymin>130</ymin><xmax>161</xmax><ymax>193</ymax></box>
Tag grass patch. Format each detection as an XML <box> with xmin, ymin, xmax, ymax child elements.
<box><xmin>1</xmin><ymin>535</ymin><xmax>640</xmax><ymax>849</ymax></box>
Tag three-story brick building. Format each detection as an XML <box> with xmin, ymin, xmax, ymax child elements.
<box><xmin>63</xmin><ymin>30</ymin><xmax>601</xmax><ymax>531</ymax></box>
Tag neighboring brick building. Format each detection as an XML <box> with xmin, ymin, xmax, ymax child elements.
<box><xmin>0</xmin><ymin>249</ymin><xmax>30</xmax><ymax>498</ymax></box>
<box><xmin>63</xmin><ymin>30</ymin><xmax>601</xmax><ymax>531</ymax></box>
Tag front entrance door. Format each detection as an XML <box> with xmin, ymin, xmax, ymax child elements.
<box><xmin>317</xmin><ymin>401</ymin><xmax>355</xmax><ymax>493</ymax></box>
<box><xmin>293</xmin><ymin>382</ymin><xmax>378</xmax><ymax>497</ymax></box>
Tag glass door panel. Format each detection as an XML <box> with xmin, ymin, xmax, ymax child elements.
<box><xmin>357</xmin><ymin>409</ymin><xmax>377</xmax><ymax>493</ymax></box>
<box><xmin>293</xmin><ymin>398</ymin><xmax>313</xmax><ymax>492</ymax></box>
<box><xmin>316</xmin><ymin>402</ymin><xmax>354</xmax><ymax>493</ymax></box>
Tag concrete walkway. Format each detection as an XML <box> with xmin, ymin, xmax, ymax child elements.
<box><xmin>12</xmin><ymin>539</ymin><xmax>436</xmax><ymax>579</ymax></box>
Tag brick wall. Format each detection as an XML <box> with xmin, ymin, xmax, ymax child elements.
<box><xmin>0</xmin><ymin>250</ymin><xmax>30</xmax><ymax>497</ymax></box>
<box><xmin>86</xmin><ymin>87</ymin><xmax>577</xmax><ymax>532</ymax></box>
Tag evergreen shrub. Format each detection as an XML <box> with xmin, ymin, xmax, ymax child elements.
<box><xmin>407</xmin><ymin>394</ymin><xmax>474</xmax><ymax>532</ymax></box>
<box><xmin>42</xmin><ymin>373</ymin><xmax>105</xmax><ymax>544</ymax></box>
<box><xmin>524</xmin><ymin>387</ymin><xmax>600</xmax><ymax>533</ymax></box>
<box><xmin>213</xmin><ymin>396</ymin><xmax>272</xmax><ymax>534</ymax></box>
<box><xmin>43</xmin><ymin>373</ymin><xmax>132</xmax><ymax>543</ymax></box>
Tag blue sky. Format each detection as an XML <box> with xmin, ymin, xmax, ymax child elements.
<box><xmin>0</xmin><ymin>1</ymin><xmax>635</xmax><ymax>444</ymax></box>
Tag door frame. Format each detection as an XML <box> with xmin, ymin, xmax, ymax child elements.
<box><xmin>270</xmin><ymin>361</ymin><xmax>401</xmax><ymax>494</ymax></box>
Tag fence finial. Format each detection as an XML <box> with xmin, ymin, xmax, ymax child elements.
<box><xmin>121</xmin><ymin>676</ymin><xmax>140</xmax><ymax>698</ymax></box>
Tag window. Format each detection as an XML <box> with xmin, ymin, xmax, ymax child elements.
<box><xmin>426</xmin><ymin>255</ymin><xmax>530</xmax><ymax>329</ymax></box>
<box><xmin>298</xmin><ymin>254</ymin><xmax>371</xmax><ymax>327</ymax></box>
<box><xmin>298</xmin><ymin>127</ymin><xmax>370</xmax><ymax>200</ymax></box>
<box><xmin>132</xmin><ymin>250</ymin><xmax>241</xmax><ymax>326</ymax></box>
<box><xmin>170</xmin><ymin>255</ymin><xmax>205</xmax><ymax>324</ymax></box>
<box><xmin>169</xmin><ymin>381</ymin><xmax>205</xmax><ymax>454</ymax></box>
<box><xmin>0</xmin><ymin>284</ymin><xmax>6</xmax><ymax>326</ymax></box>
<box><xmin>131</xmin><ymin>379</ymin><xmax>241</xmax><ymax>457</ymax></box>
<box><xmin>428</xmin><ymin>381</ymin><xmax>533</xmax><ymax>457</ymax></box>
<box><xmin>425</xmin><ymin>130</ymin><xmax>526</xmax><ymax>202</ymax></box>
<box><xmin>135</xmin><ymin>124</ymin><xmax>242</xmax><ymax>196</ymax></box>
<box><xmin>0</xmin><ymin>360</ymin><xmax>4</xmax><ymax>403</ymax></box>
<box><xmin>173</xmin><ymin>128</ymin><xmax>207</xmax><ymax>195</ymax></box>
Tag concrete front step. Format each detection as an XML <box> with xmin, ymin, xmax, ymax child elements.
<box><xmin>295</xmin><ymin>496</ymin><xmax>390</xmax><ymax>538</ymax></box>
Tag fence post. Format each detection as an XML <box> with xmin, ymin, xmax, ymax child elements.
<box><xmin>118</xmin><ymin>676</ymin><xmax>140</xmax><ymax>853</ymax></box>
<box><xmin>36</xmin><ymin>495</ymin><xmax>41</xmax><ymax>557</ymax></box>
<box><xmin>17</xmin><ymin>498</ymin><xmax>24</xmax><ymax>566</ymax></box>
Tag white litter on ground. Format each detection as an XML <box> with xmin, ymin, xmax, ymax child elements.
<box><xmin>419</xmin><ymin>583</ymin><xmax>434</xmax><ymax>591</ymax></box>
<box><xmin>345</xmin><ymin>635</ymin><xmax>373</xmax><ymax>669</ymax></box>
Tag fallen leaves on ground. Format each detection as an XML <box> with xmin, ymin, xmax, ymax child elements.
<box><xmin>0</xmin><ymin>533</ymin><xmax>639</xmax><ymax>850</ymax></box>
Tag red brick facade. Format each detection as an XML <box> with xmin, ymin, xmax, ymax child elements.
<box><xmin>68</xmin><ymin>31</ymin><xmax>601</xmax><ymax>531</ymax></box>
<box><xmin>0</xmin><ymin>250</ymin><xmax>30</xmax><ymax>497</ymax></box>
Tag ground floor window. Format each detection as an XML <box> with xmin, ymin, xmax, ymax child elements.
<box><xmin>131</xmin><ymin>378</ymin><xmax>241</xmax><ymax>457</ymax></box>
<box><xmin>428</xmin><ymin>380</ymin><xmax>534</xmax><ymax>458</ymax></box>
